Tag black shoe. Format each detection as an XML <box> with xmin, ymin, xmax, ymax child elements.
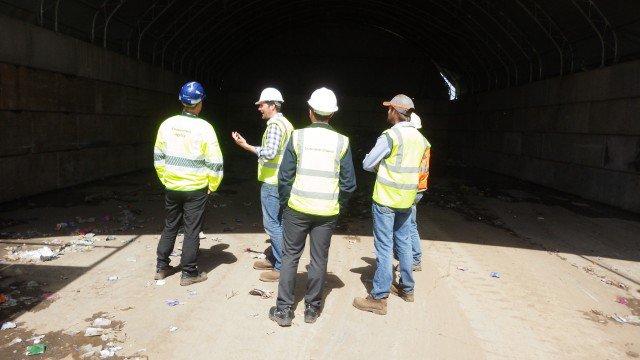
<box><xmin>304</xmin><ymin>304</ymin><xmax>320</xmax><ymax>324</ymax></box>
<box><xmin>180</xmin><ymin>271</ymin><xmax>207</xmax><ymax>286</ymax></box>
<box><xmin>154</xmin><ymin>265</ymin><xmax>175</xmax><ymax>280</ymax></box>
<box><xmin>269</xmin><ymin>306</ymin><xmax>293</xmax><ymax>327</ymax></box>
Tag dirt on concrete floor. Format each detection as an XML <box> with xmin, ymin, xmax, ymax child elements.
<box><xmin>1</xmin><ymin>166</ymin><xmax>639</xmax><ymax>359</ymax></box>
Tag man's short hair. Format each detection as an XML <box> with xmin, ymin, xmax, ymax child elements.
<box><xmin>397</xmin><ymin>110</ymin><xmax>411</xmax><ymax>122</ymax></box>
<box><xmin>267</xmin><ymin>101</ymin><xmax>282</xmax><ymax>112</ymax></box>
<box><xmin>310</xmin><ymin>107</ymin><xmax>332</xmax><ymax>121</ymax></box>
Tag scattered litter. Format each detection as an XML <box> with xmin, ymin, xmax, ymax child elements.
<box><xmin>107</xmin><ymin>276</ymin><xmax>119</xmax><ymax>281</ymax></box>
<box><xmin>490</xmin><ymin>272</ymin><xmax>501</xmax><ymax>278</ymax></box>
<box><xmin>26</xmin><ymin>343</ymin><xmax>46</xmax><ymax>356</ymax></box>
<box><xmin>9</xmin><ymin>337</ymin><xmax>22</xmax><ymax>345</ymax></box>
<box><xmin>170</xmin><ymin>251</ymin><xmax>180</xmax><ymax>257</ymax></box>
<box><xmin>198</xmin><ymin>232</ymin><xmax>207</xmax><ymax>239</ymax></box>
<box><xmin>616</xmin><ymin>297</ymin><xmax>629</xmax><ymax>305</ymax></box>
<box><xmin>166</xmin><ymin>299</ymin><xmax>184</xmax><ymax>306</ymax></box>
<box><xmin>0</xmin><ymin>293</ymin><xmax>7</xmax><ymax>303</ymax></box>
<box><xmin>252</xmin><ymin>253</ymin><xmax>266</xmax><ymax>259</ymax></box>
<box><xmin>92</xmin><ymin>318</ymin><xmax>112</xmax><ymax>327</ymax></box>
<box><xmin>1</xmin><ymin>321</ymin><xmax>17</xmax><ymax>330</ymax></box>
<box><xmin>188</xmin><ymin>290</ymin><xmax>198</xmax><ymax>296</ymax></box>
<box><xmin>99</xmin><ymin>346</ymin><xmax>122</xmax><ymax>358</ymax></box>
<box><xmin>84</xmin><ymin>327</ymin><xmax>104</xmax><ymax>337</ymax></box>
<box><xmin>243</xmin><ymin>248</ymin><xmax>262</xmax><ymax>254</ymax></box>
<box><xmin>41</xmin><ymin>292</ymin><xmax>59</xmax><ymax>301</ymax></box>
<box><xmin>29</xmin><ymin>335</ymin><xmax>45</xmax><ymax>344</ymax></box>
<box><xmin>249</xmin><ymin>313</ymin><xmax>259</xmax><ymax>318</ymax></box>
<box><xmin>79</xmin><ymin>344</ymin><xmax>102</xmax><ymax>359</ymax></box>
<box><xmin>249</xmin><ymin>288</ymin><xmax>273</xmax><ymax>299</ymax></box>
<box><xmin>105</xmin><ymin>235</ymin><xmax>117</xmax><ymax>241</ymax></box>
<box><xmin>226</xmin><ymin>290</ymin><xmax>239</xmax><ymax>300</ymax></box>
<box><xmin>211</xmin><ymin>237</ymin><xmax>223</xmax><ymax>242</ymax></box>
<box><xmin>7</xmin><ymin>247</ymin><xmax>58</xmax><ymax>262</ymax></box>
<box><xmin>126</xmin><ymin>257</ymin><xmax>137</xmax><ymax>262</ymax></box>
<box><xmin>457</xmin><ymin>266</ymin><xmax>468</xmax><ymax>271</ymax></box>
<box><xmin>156</xmin><ymin>280</ymin><xmax>166</xmax><ymax>286</ymax></box>
<box><xmin>122</xmin><ymin>238</ymin><xmax>134</xmax><ymax>245</ymax></box>
<box><xmin>169</xmin><ymin>326</ymin><xmax>178</xmax><ymax>332</ymax></box>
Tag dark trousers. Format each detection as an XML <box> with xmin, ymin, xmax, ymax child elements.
<box><xmin>277</xmin><ymin>207</ymin><xmax>337</xmax><ymax>309</ymax></box>
<box><xmin>156</xmin><ymin>189</ymin><xmax>208</xmax><ymax>275</ymax></box>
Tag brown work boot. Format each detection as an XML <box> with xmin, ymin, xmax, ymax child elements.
<box><xmin>352</xmin><ymin>295</ymin><xmax>387</xmax><ymax>315</ymax></box>
<box><xmin>154</xmin><ymin>265</ymin><xmax>175</xmax><ymax>280</ymax></box>
<box><xmin>253</xmin><ymin>259</ymin><xmax>274</xmax><ymax>270</ymax></box>
<box><xmin>259</xmin><ymin>270</ymin><xmax>280</xmax><ymax>282</ymax></box>
<box><xmin>390</xmin><ymin>283</ymin><xmax>414</xmax><ymax>302</ymax></box>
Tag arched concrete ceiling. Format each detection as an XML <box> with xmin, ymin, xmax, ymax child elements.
<box><xmin>1</xmin><ymin>0</ymin><xmax>639</xmax><ymax>97</ymax></box>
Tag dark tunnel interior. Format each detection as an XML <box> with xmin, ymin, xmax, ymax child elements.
<box><xmin>1</xmin><ymin>0</ymin><xmax>640</xmax><ymax>212</ymax></box>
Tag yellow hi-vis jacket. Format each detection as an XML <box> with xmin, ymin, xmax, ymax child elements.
<box><xmin>153</xmin><ymin>114</ymin><xmax>223</xmax><ymax>192</ymax></box>
<box><xmin>288</xmin><ymin>127</ymin><xmax>349</xmax><ymax>216</ymax></box>
<box><xmin>257</xmin><ymin>114</ymin><xmax>294</xmax><ymax>184</ymax></box>
<box><xmin>373</xmin><ymin>126</ymin><xmax>429</xmax><ymax>209</ymax></box>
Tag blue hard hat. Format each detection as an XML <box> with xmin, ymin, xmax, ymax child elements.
<box><xmin>179</xmin><ymin>81</ymin><xmax>206</xmax><ymax>106</ymax></box>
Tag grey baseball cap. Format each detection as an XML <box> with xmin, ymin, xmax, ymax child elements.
<box><xmin>382</xmin><ymin>94</ymin><xmax>415</xmax><ymax>115</ymax></box>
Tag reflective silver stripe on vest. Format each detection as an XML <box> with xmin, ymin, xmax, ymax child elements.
<box><xmin>376</xmin><ymin>176</ymin><xmax>418</xmax><ymax>190</ymax></box>
<box><xmin>261</xmin><ymin>162</ymin><xmax>279</xmax><ymax>169</ymax></box>
<box><xmin>334</xmin><ymin>134</ymin><xmax>345</xmax><ymax>173</ymax></box>
<box><xmin>154</xmin><ymin>153</ymin><xmax>165</xmax><ymax>161</ymax></box>
<box><xmin>390</xmin><ymin>127</ymin><xmax>404</xmax><ymax>166</ymax></box>
<box><xmin>291</xmin><ymin>187</ymin><xmax>339</xmax><ymax>200</ymax></box>
<box><xmin>296</xmin><ymin>168</ymin><xmax>337</xmax><ymax>178</ymax></box>
<box><xmin>205</xmin><ymin>161</ymin><xmax>223</xmax><ymax>171</ymax></box>
<box><xmin>382</xmin><ymin>162</ymin><xmax>420</xmax><ymax>173</ymax></box>
<box><xmin>165</xmin><ymin>156</ymin><xmax>206</xmax><ymax>168</ymax></box>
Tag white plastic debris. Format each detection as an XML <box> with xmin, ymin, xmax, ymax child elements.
<box><xmin>169</xmin><ymin>326</ymin><xmax>178</xmax><ymax>332</ymax></box>
<box><xmin>1</xmin><ymin>322</ymin><xmax>17</xmax><ymax>330</ymax></box>
<box><xmin>198</xmin><ymin>232</ymin><xmax>207</xmax><ymax>239</ymax></box>
<box><xmin>156</xmin><ymin>280</ymin><xmax>166</xmax><ymax>286</ymax></box>
<box><xmin>107</xmin><ymin>276</ymin><xmax>119</xmax><ymax>281</ymax></box>
<box><xmin>11</xmin><ymin>247</ymin><xmax>57</xmax><ymax>262</ymax></box>
<box><xmin>84</xmin><ymin>327</ymin><xmax>104</xmax><ymax>337</ymax></box>
<box><xmin>9</xmin><ymin>337</ymin><xmax>22</xmax><ymax>345</ymax></box>
<box><xmin>99</xmin><ymin>346</ymin><xmax>122</xmax><ymax>358</ymax></box>
<box><xmin>92</xmin><ymin>318</ymin><xmax>112</xmax><ymax>327</ymax></box>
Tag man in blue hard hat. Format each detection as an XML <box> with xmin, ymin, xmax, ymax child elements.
<box><xmin>153</xmin><ymin>81</ymin><xmax>224</xmax><ymax>286</ymax></box>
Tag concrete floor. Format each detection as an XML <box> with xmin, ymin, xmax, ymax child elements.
<box><xmin>1</xmin><ymin>166</ymin><xmax>639</xmax><ymax>359</ymax></box>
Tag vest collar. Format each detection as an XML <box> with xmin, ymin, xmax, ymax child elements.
<box><xmin>181</xmin><ymin>111</ymin><xmax>198</xmax><ymax>118</ymax></box>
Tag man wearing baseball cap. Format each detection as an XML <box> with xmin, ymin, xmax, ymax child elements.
<box><xmin>353</xmin><ymin>94</ymin><xmax>429</xmax><ymax>315</ymax></box>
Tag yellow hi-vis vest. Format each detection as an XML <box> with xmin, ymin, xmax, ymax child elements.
<box><xmin>153</xmin><ymin>114</ymin><xmax>223</xmax><ymax>192</ymax></box>
<box><xmin>257</xmin><ymin>114</ymin><xmax>294</xmax><ymax>184</ymax></box>
<box><xmin>373</xmin><ymin>125</ymin><xmax>429</xmax><ymax>209</ymax></box>
<box><xmin>288</xmin><ymin>127</ymin><xmax>349</xmax><ymax>216</ymax></box>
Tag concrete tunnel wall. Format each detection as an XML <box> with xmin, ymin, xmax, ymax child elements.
<box><xmin>434</xmin><ymin>61</ymin><xmax>640</xmax><ymax>213</ymax></box>
<box><xmin>1</xmin><ymin>14</ymin><xmax>639</xmax><ymax>214</ymax></box>
<box><xmin>0</xmin><ymin>14</ymin><xmax>188</xmax><ymax>203</ymax></box>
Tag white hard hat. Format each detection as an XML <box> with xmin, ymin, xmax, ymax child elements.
<box><xmin>307</xmin><ymin>87</ymin><xmax>338</xmax><ymax>115</ymax></box>
<box><xmin>255</xmin><ymin>87</ymin><xmax>284</xmax><ymax>104</ymax></box>
<box><xmin>410</xmin><ymin>113</ymin><xmax>422</xmax><ymax>129</ymax></box>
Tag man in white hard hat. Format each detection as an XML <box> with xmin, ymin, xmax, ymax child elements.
<box><xmin>232</xmin><ymin>88</ymin><xmax>294</xmax><ymax>282</ymax></box>
<box><xmin>353</xmin><ymin>94</ymin><xmax>429</xmax><ymax>315</ymax></box>
<box><xmin>268</xmin><ymin>87</ymin><xmax>356</xmax><ymax>326</ymax></box>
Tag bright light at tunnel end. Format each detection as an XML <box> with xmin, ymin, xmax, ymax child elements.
<box><xmin>440</xmin><ymin>72</ymin><xmax>457</xmax><ymax>101</ymax></box>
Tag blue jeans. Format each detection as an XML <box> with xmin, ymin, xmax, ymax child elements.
<box><xmin>393</xmin><ymin>192</ymin><xmax>423</xmax><ymax>266</ymax></box>
<box><xmin>410</xmin><ymin>192</ymin><xmax>423</xmax><ymax>265</ymax></box>
<box><xmin>371</xmin><ymin>202</ymin><xmax>414</xmax><ymax>299</ymax></box>
<box><xmin>261</xmin><ymin>183</ymin><xmax>283</xmax><ymax>271</ymax></box>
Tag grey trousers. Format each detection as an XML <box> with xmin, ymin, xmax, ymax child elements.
<box><xmin>276</xmin><ymin>207</ymin><xmax>337</xmax><ymax>309</ymax></box>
